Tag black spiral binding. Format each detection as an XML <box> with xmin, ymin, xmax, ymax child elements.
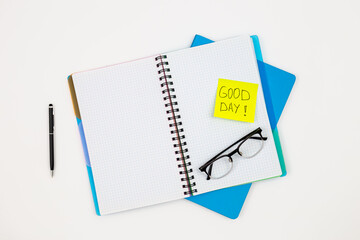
<box><xmin>155</xmin><ymin>55</ymin><xmax>197</xmax><ymax>196</ymax></box>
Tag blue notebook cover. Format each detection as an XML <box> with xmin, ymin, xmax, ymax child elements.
<box><xmin>186</xmin><ymin>35</ymin><xmax>295</xmax><ymax>219</ymax></box>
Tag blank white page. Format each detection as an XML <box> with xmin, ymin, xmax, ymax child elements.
<box><xmin>165</xmin><ymin>35</ymin><xmax>282</xmax><ymax>194</ymax></box>
<box><xmin>72</xmin><ymin>57</ymin><xmax>184</xmax><ymax>215</ymax></box>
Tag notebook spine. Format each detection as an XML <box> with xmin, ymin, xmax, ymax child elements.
<box><xmin>155</xmin><ymin>55</ymin><xmax>197</xmax><ymax>196</ymax></box>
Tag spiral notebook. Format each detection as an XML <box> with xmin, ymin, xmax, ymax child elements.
<box><xmin>68</xmin><ymin>35</ymin><xmax>282</xmax><ymax>215</ymax></box>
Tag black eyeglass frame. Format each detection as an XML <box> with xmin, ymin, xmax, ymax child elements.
<box><xmin>199</xmin><ymin>127</ymin><xmax>267</xmax><ymax>180</ymax></box>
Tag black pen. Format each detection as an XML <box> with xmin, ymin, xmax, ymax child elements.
<box><xmin>49</xmin><ymin>104</ymin><xmax>55</xmax><ymax>177</ymax></box>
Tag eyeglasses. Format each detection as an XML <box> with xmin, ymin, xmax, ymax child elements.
<box><xmin>199</xmin><ymin>127</ymin><xmax>267</xmax><ymax>180</ymax></box>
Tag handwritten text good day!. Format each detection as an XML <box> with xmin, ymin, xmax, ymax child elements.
<box><xmin>214</xmin><ymin>79</ymin><xmax>258</xmax><ymax>123</ymax></box>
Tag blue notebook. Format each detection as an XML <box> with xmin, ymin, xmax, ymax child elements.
<box><xmin>186</xmin><ymin>35</ymin><xmax>296</xmax><ymax>219</ymax></box>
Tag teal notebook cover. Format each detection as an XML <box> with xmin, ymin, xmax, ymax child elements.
<box><xmin>186</xmin><ymin>35</ymin><xmax>295</xmax><ymax>219</ymax></box>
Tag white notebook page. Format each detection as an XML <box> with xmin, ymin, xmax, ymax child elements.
<box><xmin>165</xmin><ymin>35</ymin><xmax>282</xmax><ymax>194</ymax></box>
<box><xmin>72</xmin><ymin>57</ymin><xmax>185</xmax><ymax>215</ymax></box>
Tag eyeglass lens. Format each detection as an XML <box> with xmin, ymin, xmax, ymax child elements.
<box><xmin>238</xmin><ymin>133</ymin><xmax>264</xmax><ymax>158</ymax></box>
<box><xmin>207</xmin><ymin>156</ymin><xmax>233</xmax><ymax>179</ymax></box>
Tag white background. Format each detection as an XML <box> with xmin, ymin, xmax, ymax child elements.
<box><xmin>0</xmin><ymin>0</ymin><xmax>359</xmax><ymax>239</ymax></box>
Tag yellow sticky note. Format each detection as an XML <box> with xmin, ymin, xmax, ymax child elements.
<box><xmin>214</xmin><ymin>79</ymin><xmax>259</xmax><ymax>123</ymax></box>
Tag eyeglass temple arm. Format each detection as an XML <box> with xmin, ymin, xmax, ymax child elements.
<box><xmin>249</xmin><ymin>136</ymin><xmax>267</xmax><ymax>140</ymax></box>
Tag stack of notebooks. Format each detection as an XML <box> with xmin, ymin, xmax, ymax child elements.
<box><xmin>68</xmin><ymin>34</ymin><xmax>295</xmax><ymax>218</ymax></box>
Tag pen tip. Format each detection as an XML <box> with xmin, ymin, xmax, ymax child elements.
<box><xmin>51</xmin><ymin>170</ymin><xmax>54</xmax><ymax>178</ymax></box>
